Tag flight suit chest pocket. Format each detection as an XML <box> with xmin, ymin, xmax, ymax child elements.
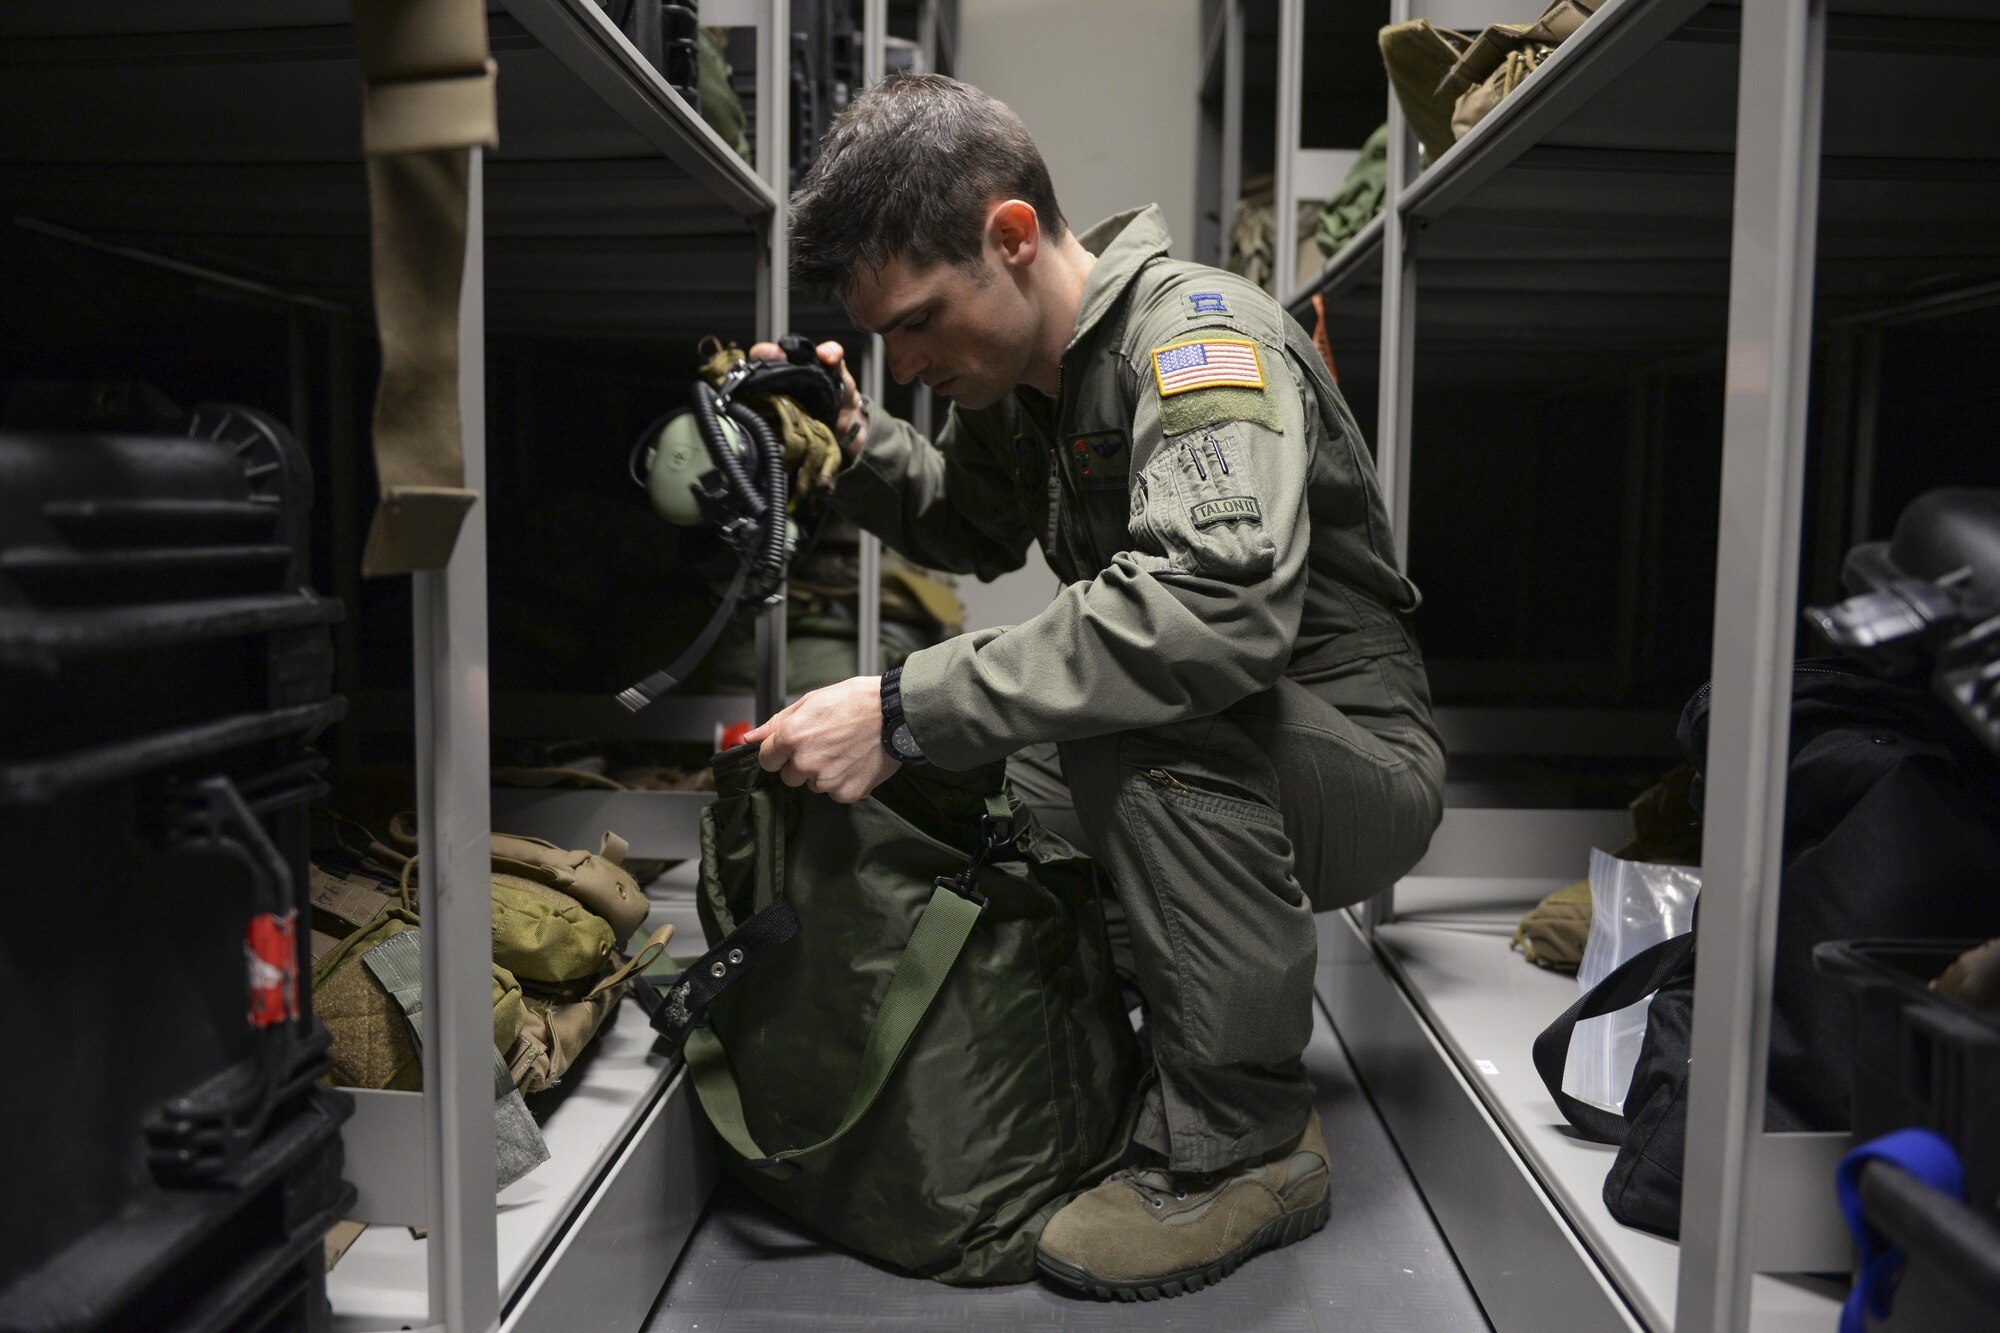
<box><xmin>1059</xmin><ymin>427</ymin><xmax>1138</xmax><ymax>572</ymax></box>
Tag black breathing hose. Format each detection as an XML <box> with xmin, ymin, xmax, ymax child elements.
<box><xmin>689</xmin><ymin>380</ymin><xmax>765</xmax><ymax>518</ymax></box>
<box><xmin>726</xmin><ymin>399</ymin><xmax>791</xmax><ymax>582</ymax></box>
<box><xmin>616</xmin><ymin>377</ymin><xmax>794</xmax><ymax>714</ymax></box>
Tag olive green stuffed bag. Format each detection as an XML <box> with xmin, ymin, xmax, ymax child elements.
<box><xmin>663</xmin><ymin>744</ymin><xmax>1141</xmax><ymax>1284</ymax></box>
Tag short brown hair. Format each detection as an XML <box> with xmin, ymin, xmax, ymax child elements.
<box><xmin>790</xmin><ymin>73</ymin><xmax>1067</xmax><ymax>295</ymax></box>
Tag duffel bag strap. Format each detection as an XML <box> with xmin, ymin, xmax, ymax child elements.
<box><xmin>933</xmin><ymin>793</ymin><xmax>1019</xmax><ymax>906</ymax></box>
<box><xmin>1530</xmin><ymin>929</ymin><xmax>1698</xmax><ymax>1144</ymax></box>
<box><xmin>634</xmin><ymin>902</ymin><xmax>801</xmax><ymax>1046</ymax></box>
<box><xmin>685</xmin><ymin>883</ymin><xmax>984</xmax><ymax>1178</ymax></box>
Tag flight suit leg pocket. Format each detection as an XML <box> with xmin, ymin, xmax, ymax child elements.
<box><xmin>1108</xmin><ymin>733</ymin><xmax>1315</xmax><ymax>1072</ymax></box>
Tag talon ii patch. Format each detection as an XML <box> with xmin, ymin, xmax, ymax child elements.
<box><xmin>1190</xmin><ymin>496</ymin><xmax>1263</xmax><ymax>529</ymax></box>
<box><xmin>1152</xmin><ymin>338</ymin><xmax>1265</xmax><ymax>396</ymax></box>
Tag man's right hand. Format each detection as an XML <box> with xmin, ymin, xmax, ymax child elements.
<box><xmin>749</xmin><ymin>338</ymin><xmax>866</xmax><ymax>457</ymax></box>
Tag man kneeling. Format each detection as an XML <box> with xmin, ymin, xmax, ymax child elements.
<box><xmin>745</xmin><ymin>73</ymin><xmax>1445</xmax><ymax>1300</ymax></box>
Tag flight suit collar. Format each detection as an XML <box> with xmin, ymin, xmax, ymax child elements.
<box><xmin>1067</xmin><ymin>204</ymin><xmax>1173</xmax><ymax>354</ymax></box>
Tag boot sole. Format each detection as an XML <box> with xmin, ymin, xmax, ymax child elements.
<box><xmin>1035</xmin><ymin>1192</ymin><xmax>1332</xmax><ymax>1302</ymax></box>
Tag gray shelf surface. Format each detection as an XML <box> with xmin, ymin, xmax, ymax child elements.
<box><xmin>329</xmin><ymin>893</ymin><xmax>714</xmax><ymax>1331</ymax></box>
<box><xmin>1322</xmin><ymin>880</ymin><xmax>1849</xmax><ymax>1333</ymax></box>
<box><xmin>1283</xmin><ymin>0</ymin><xmax>2000</xmax><ymax>385</ymax></box>
<box><xmin>0</xmin><ymin>0</ymin><xmax>776</xmax><ymax>344</ymax></box>
<box><xmin>644</xmin><ymin>992</ymin><xmax>1491</xmax><ymax>1332</ymax></box>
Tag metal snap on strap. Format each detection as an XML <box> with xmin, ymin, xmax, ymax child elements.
<box><xmin>710</xmin><ymin>961</ymin><xmax>727</xmax><ymax>978</ymax></box>
<box><xmin>728</xmin><ymin>948</ymin><xmax>745</xmax><ymax>964</ymax></box>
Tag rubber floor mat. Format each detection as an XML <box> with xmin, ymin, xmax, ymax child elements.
<box><xmin>646</xmin><ymin>997</ymin><xmax>1490</xmax><ymax>1331</ymax></box>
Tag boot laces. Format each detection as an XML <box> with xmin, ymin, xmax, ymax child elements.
<box><xmin>1118</xmin><ymin>1165</ymin><xmax>1215</xmax><ymax>1209</ymax></box>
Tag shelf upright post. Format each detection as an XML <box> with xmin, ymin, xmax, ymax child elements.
<box><xmin>1271</xmin><ymin>0</ymin><xmax>1304</xmax><ymax>301</ymax></box>
<box><xmin>1675</xmin><ymin>1</ymin><xmax>1827</xmax><ymax>1327</ymax></box>
<box><xmin>753</xmin><ymin>0</ymin><xmax>792</xmax><ymax>720</ymax></box>
<box><xmin>328</xmin><ymin>323</ymin><xmax>362</xmax><ymax>765</ymax></box>
<box><xmin>856</xmin><ymin>0</ymin><xmax>888</xmax><ymax>679</ymax></box>
<box><xmin>1219</xmin><ymin>0</ymin><xmax>1243</xmax><ymax>269</ymax></box>
<box><xmin>1361</xmin><ymin>0</ymin><xmax>1421</xmax><ymax>937</ymax></box>
<box><xmin>412</xmin><ymin>145</ymin><xmax>500</xmax><ymax>1333</ymax></box>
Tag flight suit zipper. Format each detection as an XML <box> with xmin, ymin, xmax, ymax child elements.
<box><xmin>1047</xmin><ymin>361</ymin><xmax>1093</xmax><ymax>575</ymax></box>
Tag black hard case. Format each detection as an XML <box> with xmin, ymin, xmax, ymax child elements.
<box><xmin>0</xmin><ymin>406</ymin><xmax>352</xmax><ymax>1333</ymax></box>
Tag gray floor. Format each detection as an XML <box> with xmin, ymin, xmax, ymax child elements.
<box><xmin>645</xmin><ymin>998</ymin><xmax>1491</xmax><ymax>1332</ymax></box>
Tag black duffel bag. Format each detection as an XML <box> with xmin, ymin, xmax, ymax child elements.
<box><xmin>1534</xmin><ymin>662</ymin><xmax>2000</xmax><ymax>1238</ymax></box>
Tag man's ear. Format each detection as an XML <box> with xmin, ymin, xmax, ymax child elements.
<box><xmin>988</xmin><ymin>199</ymin><xmax>1041</xmax><ymax>271</ymax></box>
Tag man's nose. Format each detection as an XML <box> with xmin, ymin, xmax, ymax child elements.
<box><xmin>887</xmin><ymin>340</ymin><xmax>924</xmax><ymax>387</ymax></box>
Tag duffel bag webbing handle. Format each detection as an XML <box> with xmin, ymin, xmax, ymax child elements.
<box><xmin>686</xmin><ymin>883</ymin><xmax>983</xmax><ymax>1177</ymax></box>
<box><xmin>1529</xmin><ymin>929</ymin><xmax>1698</xmax><ymax>1144</ymax></box>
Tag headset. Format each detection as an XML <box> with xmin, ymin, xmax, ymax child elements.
<box><xmin>616</xmin><ymin>336</ymin><xmax>844</xmax><ymax>713</ymax></box>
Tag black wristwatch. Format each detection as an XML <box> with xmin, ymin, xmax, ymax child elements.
<box><xmin>880</xmin><ymin>666</ymin><xmax>928</xmax><ymax>767</ymax></box>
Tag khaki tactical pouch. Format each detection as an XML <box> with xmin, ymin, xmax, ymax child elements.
<box><xmin>315</xmin><ymin>816</ymin><xmax>665</xmax><ymax>1096</ymax></box>
<box><xmin>1511</xmin><ymin>879</ymin><xmax>1593</xmax><ymax>973</ymax></box>
<box><xmin>1381</xmin><ymin>2</ymin><xmax>1598</xmax><ymax>159</ymax></box>
<box><xmin>1443</xmin><ymin>2</ymin><xmax>1599</xmax><ymax>142</ymax></box>
<box><xmin>1380</xmin><ymin>19</ymin><xmax>1474</xmax><ymax>161</ymax></box>
<box><xmin>511</xmin><ymin>926</ymin><xmax>672</xmax><ymax>1094</ymax></box>
<box><xmin>386</xmin><ymin>811</ymin><xmax>650</xmax><ymax>941</ymax></box>
<box><xmin>310</xmin><ymin>911</ymin><xmax>526</xmax><ymax>1091</ymax></box>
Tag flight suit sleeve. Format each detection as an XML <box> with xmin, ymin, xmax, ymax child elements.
<box><xmin>896</xmin><ymin>322</ymin><xmax>1313</xmax><ymax>770</ymax></box>
<box><xmin>828</xmin><ymin>401</ymin><xmax>1037</xmax><ymax>581</ymax></box>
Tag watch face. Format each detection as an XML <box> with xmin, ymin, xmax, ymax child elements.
<box><xmin>889</xmin><ymin>722</ymin><xmax>923</xmax><ymax>763</ymax></box>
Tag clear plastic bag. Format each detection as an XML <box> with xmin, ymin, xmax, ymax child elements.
<box><xmin>1562</xmin><ymin>848</ymin><xmax>1701</xmax><ymax>1112</ymax></box>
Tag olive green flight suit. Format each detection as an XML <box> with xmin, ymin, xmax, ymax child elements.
<box><xmin>830</xmin><ymin>205</ymin><xmax>1445</xmax><ymax>1172</ymax></box>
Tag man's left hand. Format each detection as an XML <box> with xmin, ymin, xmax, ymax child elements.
<box><xmin>744</xmin><ymin>675</ymin><xmax>900</xmax><ymax>804</ymax></box>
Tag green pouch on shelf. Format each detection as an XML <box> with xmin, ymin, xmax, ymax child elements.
<box><xmin>489</xmin><ymin>873</ymin><xmax>618</xmax><ymax>987</ymax></box>
<box><xmin>1316</xmin><ymin>122</ymin><xmax>1391</xmax><ymax>256</ymax></box>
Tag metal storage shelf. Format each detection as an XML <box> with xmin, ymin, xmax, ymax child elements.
<box><xmin>1260</xmin><ymin>0</ymin><xmax>2000</xmax><ymax>1328</ymax></box>
<box><xmin>1288</xmin><ymin>0</ymin><xmax>2000</xmax><ymax>384</ymax></box>
<box><xmin>331</xmin><ymin>1004</ymin><xmax>717</xmax><ymax>1332</ymax></box>
<box><xmin>1286</xmin><ymin>209</ymin><xmax>1385</xmax><ymax>311</ymax></box>
<box><xmin>1320</xmin><ymin>877</ymin><xmax>1846</xmax><ymax>1333</ymax></box>
<box><xmin>0</xmin><ymin>2</ymin><xmax>818</xmax><ymax>1328</ymax></box>
<box><xmin>0</xmin><ymin>0</ymin><xmax>776</xmax><ymax>346</ymax></box>
<box><xmin>493</xmin><ymin>787</ymin><xmax>713</xmax><ymax>859</ymax></box>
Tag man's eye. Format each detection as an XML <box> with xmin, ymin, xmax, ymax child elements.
<box><xmin>905</xmin><ymin>317</ymin><xmax>929</xmax><ymax>332</ymax></box>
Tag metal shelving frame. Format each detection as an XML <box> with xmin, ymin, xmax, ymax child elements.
<box><xmin>0</xmin><ymin>1</ymin><xmax>887</xmax><ymax>1328</ymax></box>
<box><xmin>1260</xmin><ymin>0</ymin><xmax>2000</xmax><ymax>1329</ymax></box>
<box><xmin>1199</xmin><ymin>1</ymin><xmax>1378</xmax><ymax>292</ymax></box>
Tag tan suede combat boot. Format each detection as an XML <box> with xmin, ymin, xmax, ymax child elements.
<box><xmin>1034</xmin><ymin>1109</ymin><xmax>1331</xmax><ymax>1301</ymax></box>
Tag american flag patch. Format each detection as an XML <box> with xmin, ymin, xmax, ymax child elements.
<box><xmin>1151</xmin><ymin>338</ymin><xmax>1265</xmax><ymax>397</ymax></box>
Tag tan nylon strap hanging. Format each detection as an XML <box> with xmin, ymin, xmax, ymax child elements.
<box><xmin>350</xmin><ymin>0</ymin><xmax>498</xmax><ymax>575</ymax></box>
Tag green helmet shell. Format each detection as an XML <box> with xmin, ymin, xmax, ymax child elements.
<box><xmin>644</xmin><ymin>410</ymin><xmax>742</xmax><ymax>526</ymax></box>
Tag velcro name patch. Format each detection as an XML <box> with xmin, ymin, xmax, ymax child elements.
<box><xmin>1151</xmin><ymin>338</ymin><xmax>1265</xmax><ymax>397</ymax></box>
<box><xmin>1190</xmin><ymin>496</ymin><xmax>1263</xmax><ymax>529</ymax></box>
<box><xmin>1068</xmin><ymin>429</ymin><xmax>1130</xmax><ymax>490</ymax></box>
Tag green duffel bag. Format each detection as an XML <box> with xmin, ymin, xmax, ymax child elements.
<box><xmin>670</xmin><ymin>744</ymin><xmax>1141</xmax><ymax>1285</ymax></box>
